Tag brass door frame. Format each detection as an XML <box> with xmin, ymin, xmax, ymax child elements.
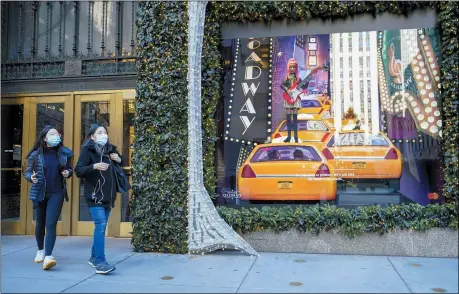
<box><xmin>24</xmin><ymin>95</ymin><xmax>74</xmax><ymax>236</ymax></box>
<box><xmin>119</xmin><ymin>91</ymin><xmax>135</xmax><ymax>237</ymax></box>
<box><xmin>72</xmin><ymin>91</ymin><xmax>125</xmax><ymax>237</ymax></box>
<box><xmin>1</xmin><ymin>97</ymin><xmax>30</xmax><ymax>235</ymax></box>
<box><xmin>2</xmin><ymin>90</ymin><xmax>134</xmax><ymax>237</ymax></box>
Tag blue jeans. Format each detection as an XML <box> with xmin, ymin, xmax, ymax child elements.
<box><xmin>35</xmin><ymin>192</ymin><xmax>64</xmax><ymax>256</ymax></box>
<box><xmin>89</xmin><ymin>207</ymin><xmax>111</xmax><ymax>265</ymax></box>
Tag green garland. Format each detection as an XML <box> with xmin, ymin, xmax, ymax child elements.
<box><xmin>438</xmin><ymin>2</ymin><xmax>459</xmax><ymax>203</ymax></box>
<box><xmin>132</xmin><ymin>1</ymin><xmax>189</xmax><ymax>253</ymax></box>
<box><xmin>217</xmin><ymin>203</ymin><xmax>458</xmax><ymax>236</ymax></box>
<box><xmin>133</xmin><ymin>1</ymin><xmax>458</xmax><ymax>253</ymax></box>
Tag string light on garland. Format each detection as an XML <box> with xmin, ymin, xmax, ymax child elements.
<box><xmin>224</xmin><ymin>38</ymin><xmax>240</xmax><ymax>141</ymax></box>
<box><xmin>187</xmin><ymin>0</ymin><xmax>257</xmax><ymax>257</ymax></box>
<box><xmin>267</xmin><ymin>37</ymin><xmax>273</xmax><ymax>136</ymax></box>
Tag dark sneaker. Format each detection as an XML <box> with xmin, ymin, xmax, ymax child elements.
<box><xmin>88</xmin><ymin>257</ymin><xmax>96</xmax><ymax>268</ymax></box>
<box><xmin>95</xmin><ymin>262</ymin><xmax>116</xmax><ymax>274</ymax></box>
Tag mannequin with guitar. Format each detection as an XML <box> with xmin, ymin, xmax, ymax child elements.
<box><xmin>281</xmin><ymin>58</ymin><xmax>323</xmax><ymax>143</ymax></box>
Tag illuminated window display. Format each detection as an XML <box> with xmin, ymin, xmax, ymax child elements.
<box><xmin>218</xmin><ymin>27</ymin><xmax>443</xmax><ymax>207</ymax></box>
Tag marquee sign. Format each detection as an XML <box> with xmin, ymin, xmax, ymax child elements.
<box><xmin>225</xmin><ymin>38</ymin><xmax>271</xmax><ymax>144</ymax></box>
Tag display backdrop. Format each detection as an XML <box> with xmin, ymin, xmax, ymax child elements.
<box><xmin>219</xmin><ymin>27</ymin><xmax>444</xmax><ymax>207</ymax></box>
<box><xmin>272</xmin><ymin>34</ymin><xmax>331</xmax><ymax>131</ymax></box>
<box><xmin>226</xmin><ymin>38</ymin><xmax>271</xmax><ymax>143</ymax></box>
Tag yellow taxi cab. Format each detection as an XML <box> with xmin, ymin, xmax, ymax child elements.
<box><xmin>298</xmin><ymin>94</ymin><xmax>331</xmax><ymax>119</ymax></box>
<box><xmin>320</xmin><ymin>130</ymin><xmax>402</xmax><ymax>188</ymax></box>
<box><xmin>271</xmin><ymin>115</ymin><xmax>334</xmax><ymax>146</ymax></box>
<box><xmin>237</xmin><ymin>143</ymin><xmax>337</xmax><ymax>201</ymax></box>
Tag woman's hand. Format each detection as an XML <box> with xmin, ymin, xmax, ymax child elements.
<box><xmin>31</xmin><ymin>171</ymin><xmax>38</xmax><ymax>184</ymax></box>
<box><xmin>93</xmin><ymin>163</ymin><xmax>110</xmax><ymax>171</ymax></box>
<box><xmin>61</xmin><ymin>170</ymin><xmax>70</xmax><ymax>178</ymax></box>
<box><xmin>109</xmin><ymin>153</ymin><xmax>121</xmax><ymax>163</ymax></box>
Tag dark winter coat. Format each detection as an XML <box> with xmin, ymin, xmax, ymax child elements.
<box><xmin>74</xmin><ymin>141</ymin><xmax>123</xmax><ymax>208</ymax></box>
<box><xmin>24</xmin><ymin>146</ymin><xmax>73</xmax><ymax>205</ymax></box>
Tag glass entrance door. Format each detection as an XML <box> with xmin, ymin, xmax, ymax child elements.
<box><xmin>1</xmin><ymin>98</ymin><xmax>29</xmax><ymax>234</ymax></box>
<box><xmin>72</xmin><ymin>92</ymin><xmax>119</xmax><ymax>236</ymax></box>
<box><xmin>2</xmin><ymin>90</ymin><xmax>134</xmax><ymax>237</ymax></box>
<box><xmin>120</xmin><ymin>94</ymin><xmax>135</xmax><ymax>237</ymax></box>
<box><xmin>25</xmin><ymin>95</ymin><xmax>74</xmax><ymax>236</ymax></box>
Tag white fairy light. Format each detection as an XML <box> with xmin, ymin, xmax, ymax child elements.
<box><xmin>187</xmin><ymin>0</ymin><xmax>258</xmax><ymax>257</ymax></box>
<box><xmin>430</xmin><ymin>126</ymin><xmax>439</xmax><ymax>133</ymax></box>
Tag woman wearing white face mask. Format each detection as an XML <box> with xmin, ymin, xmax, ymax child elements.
<box><xmin>24</xmin><ymin>125</ymin><xmax>73</xmax><ymax>270</ymax></box>
<box><xmin>75</xmin><ymin>124</ymin><xmax>122</xmax><ymax>274</ymax></box>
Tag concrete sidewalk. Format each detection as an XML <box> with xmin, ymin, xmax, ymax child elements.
<box><xmin>1</xmin><ymin>236</ymin><xmax>457</xmax><ymax>293</ymax></box>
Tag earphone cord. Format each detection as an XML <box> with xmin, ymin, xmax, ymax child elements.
<box><xmin>91</xmin><ymin>146</ymin><xmax>106</xmax><ymax>205</ymax></box>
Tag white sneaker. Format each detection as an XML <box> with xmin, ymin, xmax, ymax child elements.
<box><xmin>42</xmin><ymin>256</ymin><xmax>56</xmax><ymax>270</ymax></box>
<box><xmin>34</xmin><ymin>250</ymin><xmax>45</xmax><ymax>263</ymax></box>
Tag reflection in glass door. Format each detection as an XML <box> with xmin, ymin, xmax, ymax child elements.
<box><xmin>36</xmin><ymin>103</ymin><xmax>65</xmax><ymax>137</ymax></box>
<box><xmin>73</xmin><ymin>93</ymin><xmax>115</xmax><ymax>236</ymax></box>
<box><xmin>121</xmin><ymin>100</ymin><xmax>134</xmax><ymax>224</ymax></box>
<box><xmin>26</xmin><ymin>95</ymin><xmax>74</xmax><ymax>236</ymax></box>
<box><xmin>1</xmin><ymin>103</ymin><xmax>27</xmax><ymax>234</ymax></box>
<box><xmin>31</xmin><ymin>103</ymin><xmax>66</xmax><ymax>224</ymax></box>
<box><xmin>79</xmin><ymin>101</ymin><xmax>110</xmax><ymax>222</ymax></box>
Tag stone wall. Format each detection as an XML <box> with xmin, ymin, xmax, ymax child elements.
<box><xmin>242</xmin><ymin>228</ymin><xmax>458</xmax><ymax>257</ymax></box>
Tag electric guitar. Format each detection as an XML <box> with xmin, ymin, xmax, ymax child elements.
<box><xmin>282</xmin><ymin>66</ymin><xmax>323</xmax><ymax>104</ymax></box>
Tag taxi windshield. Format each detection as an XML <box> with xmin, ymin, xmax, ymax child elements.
<box><xmin>251</xmin><ymin>146</ymin><xmax>322</xmax><ymax>162</ymax></box>
<box><xmin>279</xmin><ymin>120</ymin><xmax>328</xmax><ymax>132</ymax></box>
<box><xmin>301</xmin><ymin>100</ymin><xmax>322</xmax><ymax>108</ymax></box>
<box><xmin>327</xmin><ymin>133</ymin><xmax>390</xmax><ymax>147</ymax></box>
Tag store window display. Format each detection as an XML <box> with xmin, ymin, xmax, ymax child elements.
<box><xmin>218</xmin><ymin>27</ymin><xmax>443</xmax><ymax>208</ymax></box>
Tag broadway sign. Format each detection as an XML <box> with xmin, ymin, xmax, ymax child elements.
<box><xmin>228</xmin><ymin>38</ymin><xmax>270</xmax><ymax>143</ymax></box>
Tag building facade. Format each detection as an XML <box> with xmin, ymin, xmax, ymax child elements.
<box><xmin>330</xmin><ymin>31</ymin><xmax>379</xmax><ymax>133</ymax></box>
<box><xmin>1</xmin><ymin>1</ymin><xmax>138</xmax><ymax>237</ymax></box>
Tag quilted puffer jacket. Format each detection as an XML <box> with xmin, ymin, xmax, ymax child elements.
<box><xmin>24</xmin><ymin>146</ymin><xmax>73</xmax><ymax>204</ymax></box>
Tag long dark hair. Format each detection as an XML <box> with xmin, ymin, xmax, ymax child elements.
<box><xmin>24</xmin><ymin>125</ymin><xmax>62</xmax><ymax>172</ymax></box>
<box><xmin>82</xmin><ymin>123</ymin><xmax>110</xmax><ymax>148</ymax></box>
<box><xmin>26</xmin><ymin>125</ymin><xmax>61</xmax><ymax>158</ymax></box>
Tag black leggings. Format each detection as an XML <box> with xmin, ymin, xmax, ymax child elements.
<box><xmin>35</xmin><ymin>192</ymin><xmax>64</xmax><ymax>256</ymax></box>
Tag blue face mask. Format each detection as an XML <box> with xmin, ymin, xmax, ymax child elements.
<box><xmin>95</xmin><ymin>135</ymin><xmax>108</xmax><ymax>146</ymax></box>
<box><xmin>47</xmin><ymin>135</ymin><xmax>61</xmax><ymax>147</ymax></box>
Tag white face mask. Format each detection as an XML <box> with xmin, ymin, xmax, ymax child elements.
<box><xmin>95</xmin><ymin>135</ymin><xmax>108</xmax><ymax>146</ymax></box>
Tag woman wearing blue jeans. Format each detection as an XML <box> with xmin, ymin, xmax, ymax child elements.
<box><xmin>75</xmin><ymin>124</ymin><xmax>122</xmax><ymax>274</ymax></box>
<box><xmin>24</xmin><ymin>125</ymin><xmax>73</xmax><ymax>270</ymax></box>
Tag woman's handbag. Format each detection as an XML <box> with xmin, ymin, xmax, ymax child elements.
<box><xmin>112</xmin><ymin>162</ymin><xmax>131</xmax><ymax>193</ymax></box>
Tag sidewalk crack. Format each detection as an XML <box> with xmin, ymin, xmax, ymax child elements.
<box><xmin>388</xmin><ymin>256</ymin><xmax>413</xmax><ymax>293</ymax></box>
<box><xmin>236</xmin><ymin>255</ymin><xmax>258</xmax><ymax>293</ymax></box>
